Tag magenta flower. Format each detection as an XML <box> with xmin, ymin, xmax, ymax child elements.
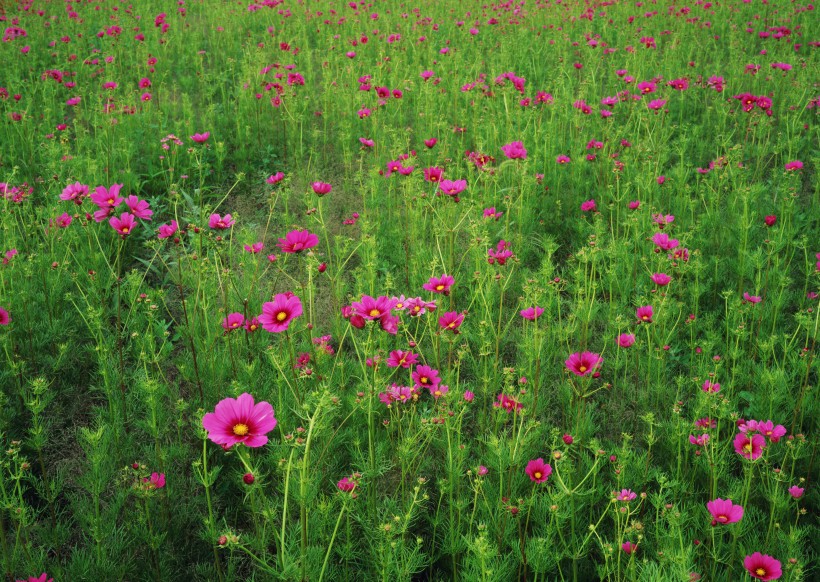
<box><xmin>439</xmin><ymin>311</ymin><xmax>465</xmax><ymax>333</ymax></box>
<box><xmin>565</xmin><ymin>352</ymin><xmax>603</xmax><ymax>376</ymax></box>
<box><xmin>201</xmin><ymin>393</ymin><xmax>277</xmax><ymax>448</ymax></box>
<box><xmin>652</xmin><ymin>213</ymin><xmax>674</xmax><ymax>228</ymax></box>
<box><xmin>647</xmin><ymin>99</ymin><xmax>666</xmax><ymax>111</ymax></box>
<box><xmin>652</xmin><ymin>232</ymin><xmax>679</xmax><ymax>251</ymax></box>
<box><xmin>158</xmin><ymin>220</ymin><xmax>178</xmax><ymax>240</ymax></box>
<box><xmin>734</xmin><ymin>432</ymin><xmax>766</xmax><ymax>460</ymax></box>
<box><xmin>277</xmin><ymin>229</ymin><xmax>318</xmax><ymax>253</ymax></box>
<box><xmin>412</xmin><ymin>365</ymin><xmax>441</xmax><ymax>390</ymax></box>
<box><xmin>110</xmin><ymin>212</ymin><xmax>137</xmax><ymax>237</ymax></box>
<box><xmin>244</xmin><ymin>317</ymin><xmax>260</xmax><ymax>333</ymax></box>
<box><xmin>208</xmin><ymin>213</ymin><xmax>234</xmax><ymax>230</ymax></box>
<box><xmin>429</xmin><ymin>384</ymin><xmax>449</xmax><ymax>399</ymax></box>
<box><xmin>757</xmin><ymin>421</ymin><xmax>786</xmax><ymax>442</ymax></box>
<box><xmin>742</xmin><ymin>292</ymin><xmax>762</xmax><ymax>304</ymax></box>
<box><xmin>17</xmin><ymin>575</ymin><xmax>53</xmax><ymax>582</ymax></box>
<box><xmin>520</xmin><ymin>306</ymin><xmax>544</xmax><ymax>320</ymax></box>
<box><xmin>628</xmin><ymin>200</ymin><xmax>640</xmax><ymax>210</ymax></box>
<box><xmin>525</xmin><ymin>458</ymin><xmax>552</xmax><ymax>483</ymax></box>
<box><xmin>707</xmin><ymin>498</ymin><xmax>744</xmax><ymax>526</ymax></box>
<box><xmin>222</xmin><ymin>312</ymin><xmax>245</xmax><ymax>332</ymax></box>
<box><xmin>617</xmin><ymin>333</ymin><xmax>635</xmax><ymax>348</ymax></box>
<box><xmin>702</xmin><ymin>380</ymin><xmax>721</xmax><ymax>393</ymax></box>
<box><xmin>386</xmin><ymin>350</ymin><xmax>418</xmax><ymax>369</ymax></box>
<box><xmin>191</xmin><ymin>132</ymin><xmax>210</xmax><ymax>143</ymax></box>
<box><xmin>616</xmin><ymin>489</ymin><xmax>637</xmax><ymax>502</ymax></box>
<box><xmin>439</xmin><ymin>179</ymin><xmax>467</xmax><ymax>196</ymax></box>
<box><xmin>650</xmin><ymin>273</ymin><xmax>671</xmax><ymax>286</ymax></box>
<box><xmin>463</xmin><ymin>390</ymin><xmax>474</xmax><ymax>402</ymax></box>
<box><xmin>423</xmin><ymin>274</ymin><xmax>454</xmax><ymax>295</ymax></box>
<box><xmin>55</xmin><ymin>213</ymin><xmax>72</xmax><ymax>228</ymax></box>
<box><xmin>60</xmin><ymin>182</ymin><xmax>89</xmax><ymax>204</ymax></box>
<box><xmin>494</xmin><ymin>393</ymin><xmax>522</xmax><ymax>413</ymax></box>
<box><xmin>501</xmin><ymin>141</ymin><xmax>527</xmax><ymax>160</ymax></box>
<box><xmin>636</xmin><ymin>305</ymin><xmax>654</xmax><ymax>323</ymax></box>
<box><xmin>621</xmin><ymin>542</ymin><xmax>637</xmax><ymax>555</ymax></box>
<box><xmin>337</xmin><ymin>476</ymin><xmax>357</xmax><ymax>493</ymax></box>
<box><xmin>424</xmin><ymin>137</ymin><xmax>437</xmax><ymax>148</ymax></box>
<box><xmin>580</xmin><ymin>199</ymin><xmax>597</xmax><ymax>212</ymax></box>
<box><xmin>244</xmin><ymin>242</ymin><xmax>264</xmax><ymax>254</ymax></box>
<box><xmin>487</xmin><ymin>240</ymin><xmax>514</xmax><ymax>265</ymax></box>
<box><xmin>689</xmin><ymin>433</ymin><xmax>709</xmax><ymax>447</ymax></box>
<box><xmin>788</xmin><ymin>486</ymin><xmax>804</xmax><ymax>499</ymax></box>
<box><xmin>311</xmin><ymin>181</ymin><xmax>332</xmax><ymax>196</ymax></box>
<box><xmin>259</xmin><ymin>293</ymin><xmax>303</xmax><ymax>333</ymax></box>
<box><xmin>0</xmin><ymin>307</ymin><xmax>10</xmax><ymax>326</ymax></box>
<box><xmin>267</xmin><ymin>172</ymin><xmax>285</xmax><ymax>184</ymax></box>
<box><xmin>556</xmin><ymin>154</ymin><xmax>571</xmax><ymax>164</ymax></box>
<box><xmin>483</xmin><ymin>207</ymin><xmax>503</xmax><ymax>220</ymax></box>
<box><xmin>125</xmin><ymin>195</ymin><xmax>153</xmax><ymax>220</ymax></box>
<box><xmin>91</xmin><ymin>184</ymin><xmax>124</xmax><ymax>208</ymax></box>
<box><xmin>406</xmin><ymin>297</ymin><xmax>437</xmax><ymax>316</ymax></box>
<box><xmin>424</xmin><ymin>166</ymin><xmax>443</xmax><ymax>183</ymax></box>
<box><xmin>143</xmin><ymin>472</ymin><xmax>166</xmax><ymax>490</ymax></box>
<box><xmin>351</xmin><ymin>295</ymin><xmax>396</xmax><ymax>321</ymax></box>
<box><xmin>744</xmin><ymin>552</ymin><xmax>782</xmax><ymax>581</ymax></box>
<box><xmin>784</xmin><ymin>160</ymin><xmax>803</xmax><ymax>171</ymax></box>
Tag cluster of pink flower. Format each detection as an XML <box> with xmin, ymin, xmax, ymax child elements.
<box><xmin>733</xmin><ymin>92</ymin><xmax>774</xmax><ymax>115</ymax></box>
<box><xmin>1</xmin><ymin>182</ymin><xmax>32</xmax><ymax>203</ymax></box>
<box><xmin>733</xmin><ymin>419</ymin><xmax>787</xmax><ymax>460</ymax></box>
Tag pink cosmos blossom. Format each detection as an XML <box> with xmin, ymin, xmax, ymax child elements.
<box><xmin>757</xmin><ymin>421</ymin><xmax>786</xmax><ymax>442</ymax></box>
<box><xmin>191</xmin><ymin>132</ymin><xmax>210</xmax><ymax>143</ymax></box>
<box><xmin>259</xmin><ymin>293</ymin><xmax>302</xmax><ymax>333</ymax></box>
<box><xmin>621</xmin><ymin>542</ymin><xmax>637</xmax><ymax>555</ymax></box>
<box><xmin>483</xmin><ymin>207</ymin><xmax>503</xmax><ymax>220</ymax></box>
<box><xmin>311</xmin><ymin>182</ymin><xmax>332</xmax><ymax>196</ymax></box>
<box><xmin>702</xmin><ymin>380</ymin><xmax>721</xmax><ymax>393</ymax></box>
<box><xmin>424</xmin><ymin>167</ymin><xmax>443</xmax><ymax>183</ymax></box>
<box><xmin>707</xmin><ymin>498</ymin><xmax>744</xmax><ymax>526</ymax></box>
<box><xmin>556</xmin><ymin>155</ymin><xmax>571</xmax><ymax>164</ymax></box>
<box><xmin>222</xmin><ymin>313</ymin><xmax>245</xmax><ymax>331</ymax></box>
<box><xmin>487</xmin><ymin>240</ymin><xmax>513</xmax><ymax>265</ymax></box>
<box><xmin>494</xmin><ymin>393</ymin><xmax>522</xmax><ymax>413</ymax></box>
<box><xmin>652</xmin><ymin>232</ymin><xmax>679</xmax><ymax>251</ymax></box>
<box><xmin>616</xmin><ymin>489</ymin><xmax>637</xmax><ymax>502</ymax></box>
<box><xmin>17</xmin><ymin>574</ymin><xmax>53</xmax><ymax>582</ymax></box>
<box><xmin>636</xmin><ymin>305</ymin><xmax>654</xmax><ymax>323</ymax></box>
<box><xmin>91</xmin><ymin>184</ymin><xmax>124</xmax><ymax>209</ymax></box>
<box><xmin>525</xmin><ymin>458</ymin><xmax>552</xmax><ymax>483</ymax></box>
<box><xmin>110</xmin><ymin>213</ymin><xmax>137</xmax><ymax>237</ymax></box>
<box><xmin>784</xmin><ymin>160</ymin><xmax>803</xmax><ymax>171</ymax></box>
<box><xmin>501</xmin><ymin>141</ymin><xmax>527</xmax><ymax>160</ymax></box>
<box><xmin>734</xmin><ymin>432</ymin><xmax>766</xmax><ymax>460</ymax></box>
<box><xmin>689</xmin><ymin>433</ymin><xmax>710</xmax><ymax>447</ymax></box>
<box><xmin>424</xmin><ymin>138</ymin><xmax>437</xmax><ymax>148</ymax></box>
<box><xmin>743</xmin><ymin>292</ymin><xmax>762</xmax><ymax>304</ymax></box>
<box><xmin>351</xmin><ymin>295</ymin><xmax>396</xmax><ymax>321</ymax></box>
<box><xmin>628</xmin><ymin>200</ymin><xmax>640</xmax><ymax>210</ymax></box>
<box><xmin>439</xmin><ymin>311</ymin><xmax>465</xmax><ymax>333</ymax></box>
<box><xmin>277</xmin><ymin>230</ymin><xmax>318</xmax><ymax>253</ymax></box>
<box><xmin>406</xmin><ymin>297</ymin><xmax>437</xmax><ymax>316</ymax></box>
<box><xmin>743</xmin><ymin>553</ymin><xmax>782</xmax><ymax>581</ymax></box>
<box><xmin>650</xmin><ymin>273</ymin><xmax>671</xmax><ymax>286</ymax></box>
<box><xmin>463</xmin><ymin>390</ymin><xmax>475</xmax><ymax>402</ymax></box>
<box><xmin>141</xmin><ymin>92</ymin><xmax>152</xmax><ymax>102</ymax></box>
<box><xmin>652</xmin><ymin>214</ymin><xmax>674</xmax><ymax>228</ymax></box>
<box><xmin>143</xmin><ymin>472</ymin><xmax>166</xmax><ymax>490</ymax></box>
<box><xmin>581</xmin><ymin>199</ymin><xmax>597</xmax><ymax>212</ymax></box>
<box><xmin>788</xmin><ymin>486</ymin><xmax>804</xmax><ymax>499</ymax></box>
<box><xmin>337</xmin><ymin>476</ymin><xmax>357</xmax><ymax>492</ymax></box>
<box><xmin>56</xmin><ymin>213</ymin><xmax>72</xmax><ymax>228</ymax></box>
<box><xmin>60</xmin><ymin>182</ymin><xmax>89</xmax><ymax>204</ymax></box>
<box><xmin>201</xmin><ymin>393</ymin><xmax>277</xmax><ymax>448</ymax></box>
<box><xmin>429</xmin><ymin>384</ymin><xmax>449</xmax><ymax>399</ymax></box>
<box><xmin>412</xmin><ymin>365</ymin><xmax>441</xmax><ymax>390</ymax></box>
<box><xmin>565</xmin><ymin>352</ymin><xmax>603</xmax><ymax>376</ymax></box>
<box><xmin>158</xmin><ymin>220</ymin><xmax>178</xmax><ymax>240</ymax></box>
<box><xmin>764</xmin><ymin>215</ymin><xmax>777</xmax><ymax>227</ymax></box>
<box><xmin>267</xmin><ymin>172</ymin><xmax>285</xmax><ymax>184</ymax></box>
<box><xmin>618</xmin><ymin>333</ymin><xmax>635</xmax><ymax>348</ymax></box>
<box><xmin>386</xmin><ymin>350</ymin><xmax>418</xmax><ymax>368</ymax></box>
<box><xmin>125</xmin><ymin>196</ymin><xmax>153</xmax><ymax>220</ymax></box>
<box><xmin>244</xmin><ymin>242</ymin><xmax>264</xmax><ymax>254</ymax></box>
<box><xmin>423</xmin><ymin>274</ymin><xmax>454</xmax><ymax>295</ymax></box>
<box><xmin>647</xmin><ymin>99</ymin><xmax>666</xmax><ymax>111</ymax></box>
<box><xmin>208</xmin><ymin>214</ymin><xmax>234</xmax><ymax>229</ymax></box>
<box><xmin>520</xmin><ymin>306</ymin><xmax>544</xmax><ymax>320</ymax></box>
<box><xmin>439</xmin><ymin>179</ymin><xmax>467</xmax><ymax>196</ymax></box>
<box><xmin>0</xmin><ymin>307</ymin><xmax>10</xmax><ymax>326</ymax></box>
<box><xmin>359</xmin><ymin>137</ymin><xmax>374</xmax><ymax>148</ymax></box>
<box><xmin>244</xmin><ymin>317</ymin><xmax>260</xmax><ymax>333</ymax></box>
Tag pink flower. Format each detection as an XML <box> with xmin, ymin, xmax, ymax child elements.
<box><xmin>556</xmin><ymin>154</ymin><xmax>571</xmax><ymax>164</ymax></box>
<box><xmin>581</xmin><ymin>199</ymin><xmax>597</xmax><ymax>212</ymax></box>
<box><xmin>60</xmin><ymin>182</ymin><xmax>89</xmax><ymax>204</ymax></box>
<box><xmin>525</xmin><ymin>458</ymin><xmax>552</xmax><ymax>483</ymax></box>
<box><xmin>788</xmin><ymin>485</ymin><xmax>804</xmax><ymax>499</ymax></box>
<box><xmin>520</xmin><ymin>306</ymin><xmax>544</xmax><ymax>320</ymax></box>
<box><xmin>222</xmin><ymin>312</ymin><xmax>245</xmax><ymax>331</ymax></box>
<box><xmin>647</xmin><ymin>99</ymin><xmax>666</xmax><ymax>111</ymax></box>
<box><xmin>337</xmin><ymin>476</ymin><xmax>357</xmax><ymax>492</ymax></box>
<box><xmin>278</xmin><ymin>229</ymin><xmax>318</xmax><ymax>253</ymax></box>
<box><xmin>311</xmin><ymin>182</ymin><xmax>332</xmax><ymax>196</ymax></box>
<box><xmin>412</xmin><ymin>365</ymin><xmax>441</xmax><ymax>390</ymax></box>
<box><xmin>424</xmin><ymin>166</ymin><xmax>443</xmax><ymax>183</ymax></box>
<box><xmin>17</xmin><ymin>574</ymin><xmax>53</xmax><ymax>582</ymax></box>
<box><xmin>616</xmin><ymin>489</ymin><xmax>637</xmax><ymax>502</ymax></box>
<box><xmin>125</xmin><ymin>195</ymin><xmax>153</xmax><ymax>220</ymax></box>
<box><xmin>757</xmin><ymin>421</ymin><xmax>786</xmax><ymax>442</ymax></box>
<box><xmin>423</xmin><ymin>274</ymin><xmax>454</xmax><ymax>295</ymax></box>
<box><xmin>743</xmin><ymin>552</ymin><xmax>782</xmax><ymax>581</ymax></box>
<box><xmin>463</xmin><ymin>390</ymin><xmax>475</xmax><ymax>402</ymax></box>
<box><xmin>477</xmin><ymin>465</ymin><xmax>488</xmax><ymax>476</ymax></box>
<box><xmin>565</xmin><ymin>352</ymin><xmax>603</xmax><ymax>376</ymax></box>
<box><xmin>764</xmin><ymin>215</ymin><xmax>777</xmax><ymax>227</ymax></box>
<box><xmin>267</xmin><ymin>172</ymin><xmax>285</xmax><ymax>184</ymax></box>
<box><xmin>742</xmin><ymin>292</ymin><xmax>762</xmax><ymax>304</ymax></box>
<box><xmin>244</xmin><ymin>317</ymin><xmax>260</xmax><ymax>333</ymax></box>
<box><xmin>650</xmin><ymin>273</ymin><xmax>671</xmax><ymax>286</ymax></box>
<box><xmin>702</xmin><ymin>380</ymin><xmax>721</xmax><ymax>393</ymax></box>
<box><xmin>439</xmin><ymin>311</ymin><xmax>465</xmax><ymax>333</ymax></box>
<box><xmin>628</xmin><ymin>200</ymin><xmax>640</xmax><ymax>210</ymax></box>
<box><xmin>784</xmin><ymin>160</ymin><xmax>803</xmax><ymax>171</ymax></box>
<box><xmin>208</xmin><ymin>213</ymin><xmax>234</xmax><ymax>229</ymax></box>
<box><xmin>689</xmin><ymin>433</ymin><xmax>710</xmax><ymax>447</ymax></box>
<box><xmin>439</xmin><ymin>179</ymin><xmax>467</xmax><ymax>196</ymax></box>
<box><xmin>0</xmin><ymin>307</ymin><xmax>10</xmax><ymax>326</ymax></box>
<box><xmin>617</xmin><ymin>333</ymin><xmax>635</xmax><ymax>348</ymax></box>
<box><xmin>424</xmin><ymin>138</ymin><xmax>437</xmax><ymax>148</ymax></box>
<box><xmin>487</xmin><ymin>240</ymin><xmax>513</xmax><ymax>265</ymax></box>
<box><xmin>158</xmin><ymin>220</ymin><xmax>178</xmax><ymax>240</ymax></box>
<box><xmin>386</xmin><ymin>350</ymin><xmax>418</xmax><ymax>368</ymax></box>
<box><xmin>359</xmin><ymin>137</ymin><xmax>374</xmax><ymax>148</ymax></box>
<box><xmin>652</xmin><ymin>214</ymin><xmax>675</xmax><ymax>228</ymax></box>
<box><xmin>501</xmin><ymin>141</ymin><xmax>527</xmax><ymax>159</ymax></box>
<box><xmin>734</xmin><ymin>432</ymin><xmax>766</xmax><ymax>460</ymax></box>
<box><xmin>707</xmin><ymin>498</ymin><xmax>744</xmax><ymax>526</ymax></box>
<box><xmin>352</xmin><ymin>295</ymin><xmax>395</xmax><ymax>321</ymax></box>
<box><xmin>191</xmin><ymin>132</ymin><xmax>210</xmax><ymax>143</ymax></box>
<box><xmin>55</xmin><ymin>212</ymin><xmax>72</xmax><ymax>228</ymax></box>
<box><xmin>494</xmin><ymin>393</ymin><xmax>522</xmax><ymax>413</ymax></box>
<box><xmin>429</xmin><ymin>384</ymin><xmax>449</xmax><ymax>399</ymax></box>
<box><xmin>622</xmin><ymin>542</ymin><xmax>637</xmax><ymax>555</ymax></box>
<box><xmin>110</xmin><ymin>213</ymin><xmax>137</xmax><ymax>237</ymax></box>
<box><xmin>406</xmin><ymin>297</ymin><xmax>437</xmax><ymax>316</ymax></box>
<box><xmin>483</xmin><ymin>207</ymin><xmax>503</xmax><ymax>220</ymax></box>
<box><xmin>143</xmin><ymin>472</ymin><xmax>166</xmax><ymax>490</ymax></box>
<box><xmin>652</xmin><ymin>233</ymin><xmax>679</xmax><ymax>251</ymax></box>
<box><xmin>636</xmin><ymin>305</ymin><xmax>654</xmax><ymax>323</ymax></box>
<box><xmin>259</xmin><ymin>293</ymin><xmax>303</xmax><ymax>333</ymax></box>
<box><xmin>244</xmin><ymin>242</ymin><xmax>264</xmax><ymax>254</ymax></box>
<box><xmin>141</xmin><ymin>92</ymin><xmax>152</xmax><ymax>102</ymax></box>
<box><xmin>201</xmin><ymin>393</ymin><xmax>277</xmax><ymax>448</ymax></box>
<box><xmin>91</xmin><ymin>184</ymin><xmax>124</xmax><ymax>208</ymax></box>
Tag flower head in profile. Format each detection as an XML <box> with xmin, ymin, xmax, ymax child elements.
<box><xmin>423</xmin><ymin>274</ymin><xmax>454</xmax><ymax>295</ymax></box>
<box><xmin>202</xmin><ymin>393</ymin><xmax>277</xmax><ymax>448</ymax></box>
<box><xmin>208</xmin><ymin>213</ymin><xmax>234</xmax><ymax>230</ymax></box>
<box><xmin>621</xmin><ymin>542</ymin><xmax>637</xmax><ymax>555</ymax></box>
<box><xmin>267</xmin><ymin>172</ymin><xmax>285</xmax><ymax>184</ymax></box>
<box><xmin>110</xmin><ymin>213</ymin><xmax>137</xmax><ymax>237</ymax></box>
<box><xmin>501</xmin><ymin>141</ymin><xmax>527</xmax><ymax>160</ymax></box>
<box><xmin>525</xmin><ymin>458</ymin><xmax>552</xmax><ymax>483</ymax></box>
<box><xmin>733</xmin><ymin>432</ymin><xmax>766</xmax><ymax>460</ymax></box>
<box><xmin>278</xmin><ymin>230</ymin><xmax>318</xmax><ymax>253</ymax></box>
<box><xmin>565</xmin><ymin>352</ymin><xmax>603</xmax><ymax>376</ymax></box>
<box><xmin>494</xmin><ymin>393</ymin><xmax>522</xmax><ymax>413</ymax></box>
<box><xmin>706</xmin><ymin>498</ymin><xmax>743</xmax><ymax>526</ymax></box>
<box><xmin>158</xmin><ymin>220</ymin><xmax>178</xmax><ymax>240</ymax></box>
<box><xmin>617</xmin><ymin>333</ymin><xmax>635</xmax><ymax>348</ymax></box>
<box><xmin>520</xmin><ymin>306</ymin><xmax>544</xmax><ymax>320</ymax></box>
<box><xmin>581</xmin><ymin>199</ymin><xmax>597</xmax><ymax>212</ymax></box>
<box><xmin>143</xmin><ymin>472</ymin><xmax>166</xmax><ymax>490</ymax></box>
<box><xmin>259</xmin><ymin>293</ymin><xmax>303</xmax><ymax>333</ymax></box>
<box><xmin>742</xmin><ymin>292</ymin><xmax>762</xmax><ymax>304</ymax></box>
<box><xmin>650</xmin><ymin>273</ymin><xmax>671</xmax><ymax>286</ymax></box>
<box><xmin>191</xmin><ymin>132</ymin><xmax>210</xmax><ymax>143</ymax></box>
<box><xmin>244</xmin><ymin>242</ymin><xmax>264</xmax><ymax>254</ymax></box>
<box><xmin>16</xmin><ymin>574</ymin><xmax>53</xmax><ymax>582</ymax></box>
<box><xmin>337</xmin><ymin>476</ymin><xmax>358</xmax><ymax>493</ymax></box>
<box><xmin>743</xmin><ymin>552</ymin><xmax>782</xmax><ymax>581</ymax></box>
<box><xmin>784</xmin><ymin>160</ymin><xmax>802</xmax><ymax>171</ymax></box>
<box><xmin>0</xmin><ymin>307</ymin><xmax>10</xmax><ymax>326</ymax></box>
<box><xmin>788</xmin><ymin>485</ymin><xmax>804</xmax><ymax>499</ymax></box>
<box><xmin>311</xmin><ymin>182</ymin><xmax>332</xmax><ymax>196</ymax></box>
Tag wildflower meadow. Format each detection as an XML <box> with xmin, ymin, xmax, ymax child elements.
<box><xmin>0</xmin><ymin>0</ymin><xmax>818</xmax><ymax>580</ymax></box>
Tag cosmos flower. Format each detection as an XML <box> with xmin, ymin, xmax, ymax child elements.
<box><xmin>201</xmin><ymin>393</ymin><xmax>277</xmax><ymax>448</ymax></box>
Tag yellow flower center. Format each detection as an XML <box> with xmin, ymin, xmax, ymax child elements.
<box><xmin>250</xmin><ymin>324</ymin><xmax>257</xmax><ymax>331</ymax></box>
<box><xmin>369</xmin><ymin>309</ymin><xmax>380</xmax><ymax>317</ymax></box>
<box><xmin>756</xmin><ymin>568</ymin><xmax>766</xmax><ymax>576</ymax></box>
<box><xmin>108</xmin><ymin>198</ymin><xmax>114</xmax><ymax>204</ymax></box>
<box><xmin>232</xmin><ymin>423</ymin><xmax>249</xmax><ymax>436</ymax></box>
<box><xmin>534</xmin><ymin>472</ymin><xmax>542</xmax><ymax>479</ymax></box>
<box><xmin>276</xmin><ymin>312</ymin><xmax>287</xmax><ymax>322</ymax></box>
<box><xmin>579</xmin><ymin>366</ymin><xmax>587</xmax><ymax>373</ymax></box>
<box><xmin>122</xmin><ymin>227</ymin><xmax>129</xmax><ymax>233</ymax></box>
<box><xmin>717</xmin><ymin>515</ymin><xmax>727</xmax><ymax>522</ymax></box>
<box><xmin>395</xmin><ymin>303</ymin><xmax>403</xmax><ymax>309</ymax></box>
<box><xmin>435</xmin><ymin>284</ymin><xmax>445</xmax><ymax>291</ymax></box>
<box><xmin>434</xmin><ymin>390</ymin><xmax>442</xmax><ymax>397</ymax></box>
<box><xmin>642</xmin><ymin>315</ymin><xmax>649</xmax><ymax>320</ymax></box>
<box><xmin>743</xmin><ymin>443</ymin><xmax>752</xmax><ymax>453</ymax></box>
<box><xmin>420</xmin><ymin>377</ymin><xmax>429</xmax><ymax>384</ymax></box>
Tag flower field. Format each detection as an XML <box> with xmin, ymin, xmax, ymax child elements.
<box><xmin>0</xmin><ymin>0</ymin><xmax>818</xmax><ymax>580</ymax></box>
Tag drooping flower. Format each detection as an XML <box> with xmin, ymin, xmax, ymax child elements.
<box><xmin>423</xmin><ymin>274</ymin><xmax>454</xmax><ymax>295</ymax></box>
<box><xmin>706</xmin><ymin>498</ymin><xmax>744</xmax><ymax>526</ymax></box>
<box><xmin>742</xmin><ymin>292</ymin><xmax>762</xmax><ymax>304</ymax></box>
<box><xmin>525</xmin><ymin>458</ymin><xmax>552</xmax><ymax>483</ymax></box>
<box><xmin>617</xmin><ymin>333</ymin><xmax>635</xmax><ymax>348</ymax></box>
<box><xmin>520</xmin><ymin>306</ymin><xmax>544</xmax><ymax>320</ymax></box>
<box><xmin>636</xmin><ymin>305</ymin><xmax>654</xmax><ymax>323</ymax></box>
<box><xmin>110</xmin><ymin>212</ymin><xmax>137</xmax><ymax>237</ymax></box>
<box><xmin>439</xmin><ymin>311</ymin><xmax>465</xmax><ymax>333</ymax></box>
<box><xmin>689</xmin><ymin>433</ymin><xmax>710</xmax><ymax>447</ymax></box>
<box><xmin>733</xmin><ymin>432</ymin><xmax>766</xmax><ymax>460</ymax></box>
<box><xmin>143</xmin><ymin>472</ymin><xmax>166</xmax><ymax>490</ymax></box>
<box><xmin>565</xmin><ymin>352</ymin><xmax>603</xmax><ymax>376</ymax></box>
<box><xmin>278</xmin><ymin>229</ymin><xmax>318</xmax><ymax>253</ymax></box>
<box><xmin>259</xmin><ymin>293</ymin><xmax>303</xmax><ymax>333</ymax></box>
<box><xmin>501</xmin><ymin>141</ymin><xmax>527</xmax><ymax>160</ymax></box>
<box><xmin>743</xmin><ymin>552</ymin><xmax>782</xmax><ymax>581</ymax></box>
<box><xmin>222</xmin><ymin>313</ymin><xmax>245</xmax><ymax>332</ymax></box>
<box><xmin>208</xmin><ymin>213</ymin><xmax>234</xmax><ymax>230</ymax></box>
<box><xmin>201</xmin><ymin>393</ymin><xmax>277</xmax><ymax>448</ymax></box>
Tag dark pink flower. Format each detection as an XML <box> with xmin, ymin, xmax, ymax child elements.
<box><xmin>707</xmin><ymin>498</ymin><xmax>743</xmax><ymax>526</ymax></box>
<box><xmin>636</xmin><ymin>305</ymin><xmax>654</xmax><ymax>323</ymax></box>
<box><xmin>618</xmin><ymin>333</ymin><xmax>635</xmax><ymax>348</ymax></box>
<box><xmin>788</xmin><ymin>486</ymin><xmax>804</xmax><ymax>499</ymax></box>
<box><xmin>501</xmin><ymin>141</ymin><xmax>527</xmax><ymax>160</ymax></box>
<box><xmin>616</xmin><ymin>489</ymin><xmax>637</xmax><ymax>502</ymax></box>
<box><xmin>650</xmin><ymin>273</ymin><xmax>671</xmax><ymax>286</ymax></box>
<box><xmin>424</xmin><ymin>167</ymin><xmax>443</xmax><ymax>183</ymax></box>
<box><xmin>494</xmin><ymin>393</ymin><xmax>522</xmax><ymax>413</ymax></box>
<box><xmin>91</xmin><ymin>184</ymin><xmax>124</xmax><ymax>208</ymax></box>
<box><xmin>743</xmin><ymin>552</ymin><xmax>782</xmax><ymax>581</ymax></box>
<box><xmin>520</xmin><ymin>306</ymin><xmax>544</xmax><ymax>320</ymax></box>
<box><xmin>125</xmin><ymin>195</ymin><xmax>153</xmax><ymax>220</ymax></box>
<box><xmin>423</xmin><ymin>274</ymin><xmax>454</xmax><ymax>295</ymax></box>
<box><xmin>439</xmin><ymin>311</ymin><xmax>464</xmax><ymax>333</ymax></box>
<box><xmin>734</xmin><ymin>432</ymin><xmax>766</xmax><ymax>460</ymax></box>
<box><xmin>622</xmin><ymin>542</ymin><xmax>637</xmax><ymax>555</ymax></box>
<box><xmin>565</xmin><ymin>352</ymin><xmax>603</xmax><ymax>376</ymax></box>
<box><xmin>191</xmin><ymin>132</ymin><xmax>210</xmax><ymax>143</ymax></box>
<box><xmin>386</xmin><ymin>350</ymin><xmax>418</xmax><ymax>368</ymax></box>
<box><xmin>580</xmin><ymin>199</ymin><xmax>597</xmax><ymax>212</ymax></box>
<box><xmin>311</xmin><ymin>182</ymin><xmax>332</xmax><ymax>196</ymax></box>
<box><xmin>525</xmin><ymin>458</ymin><xmax>552</xmax><ymax>483</ymax></box>
<box><xmin>412</xmin><ymin>365</ymin><xmax>441</xmax><ymax>390</ymax></box>
<box><xmin>110</xmin><ymin>213</ymin><xmax>137</xmax><ymax>237</ymax></box>
<box><xmin>201</xmin><ymin>393</ymin><xmax>277</xmax><ymax>448</ymax></box>
<box><xmin>267</xmin><ymin>172</ymin><xmax>285</xmax><ymax>184</ymax></box>
<box><xmin>222</xmin><ymin>312</ymin><xmax>245</xmax><ymax>331</ymax></box>
<box><xmin>742</xmin><ymin>292</ymin><xmax>762</xmax><ymax>304</ymax></box>
<box><xmin>143</xmin><ymin>472</ymin><xmax>166</xmax><ymax>490</ymax></box>
<box><xmin>158</xmin><ymin>220</ymin><xmax>178</xmax><ymax>240</ymax></box>
<box><xmin>208</xmin><ymin>213</ymin><xmax>234</xmax><ymax>229</ymax></box>
<box><xmin>0</xmin><ymin>307</ymin><xmax>10</xmax><ymax>326</ymax></box>
<box><xmin>277</xmin><ymin>229</ymin><xmax>318</xmax><ymax>253</ymax></box>
<box><xmin>439</xmin><ymin>179</ymin><xmax>467</xmax><ymax>196</ymax></box>
<box><xmin>259</xmin><ymin>293</ymin><xmax>302</xmax><ymax>333</ymax></box>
